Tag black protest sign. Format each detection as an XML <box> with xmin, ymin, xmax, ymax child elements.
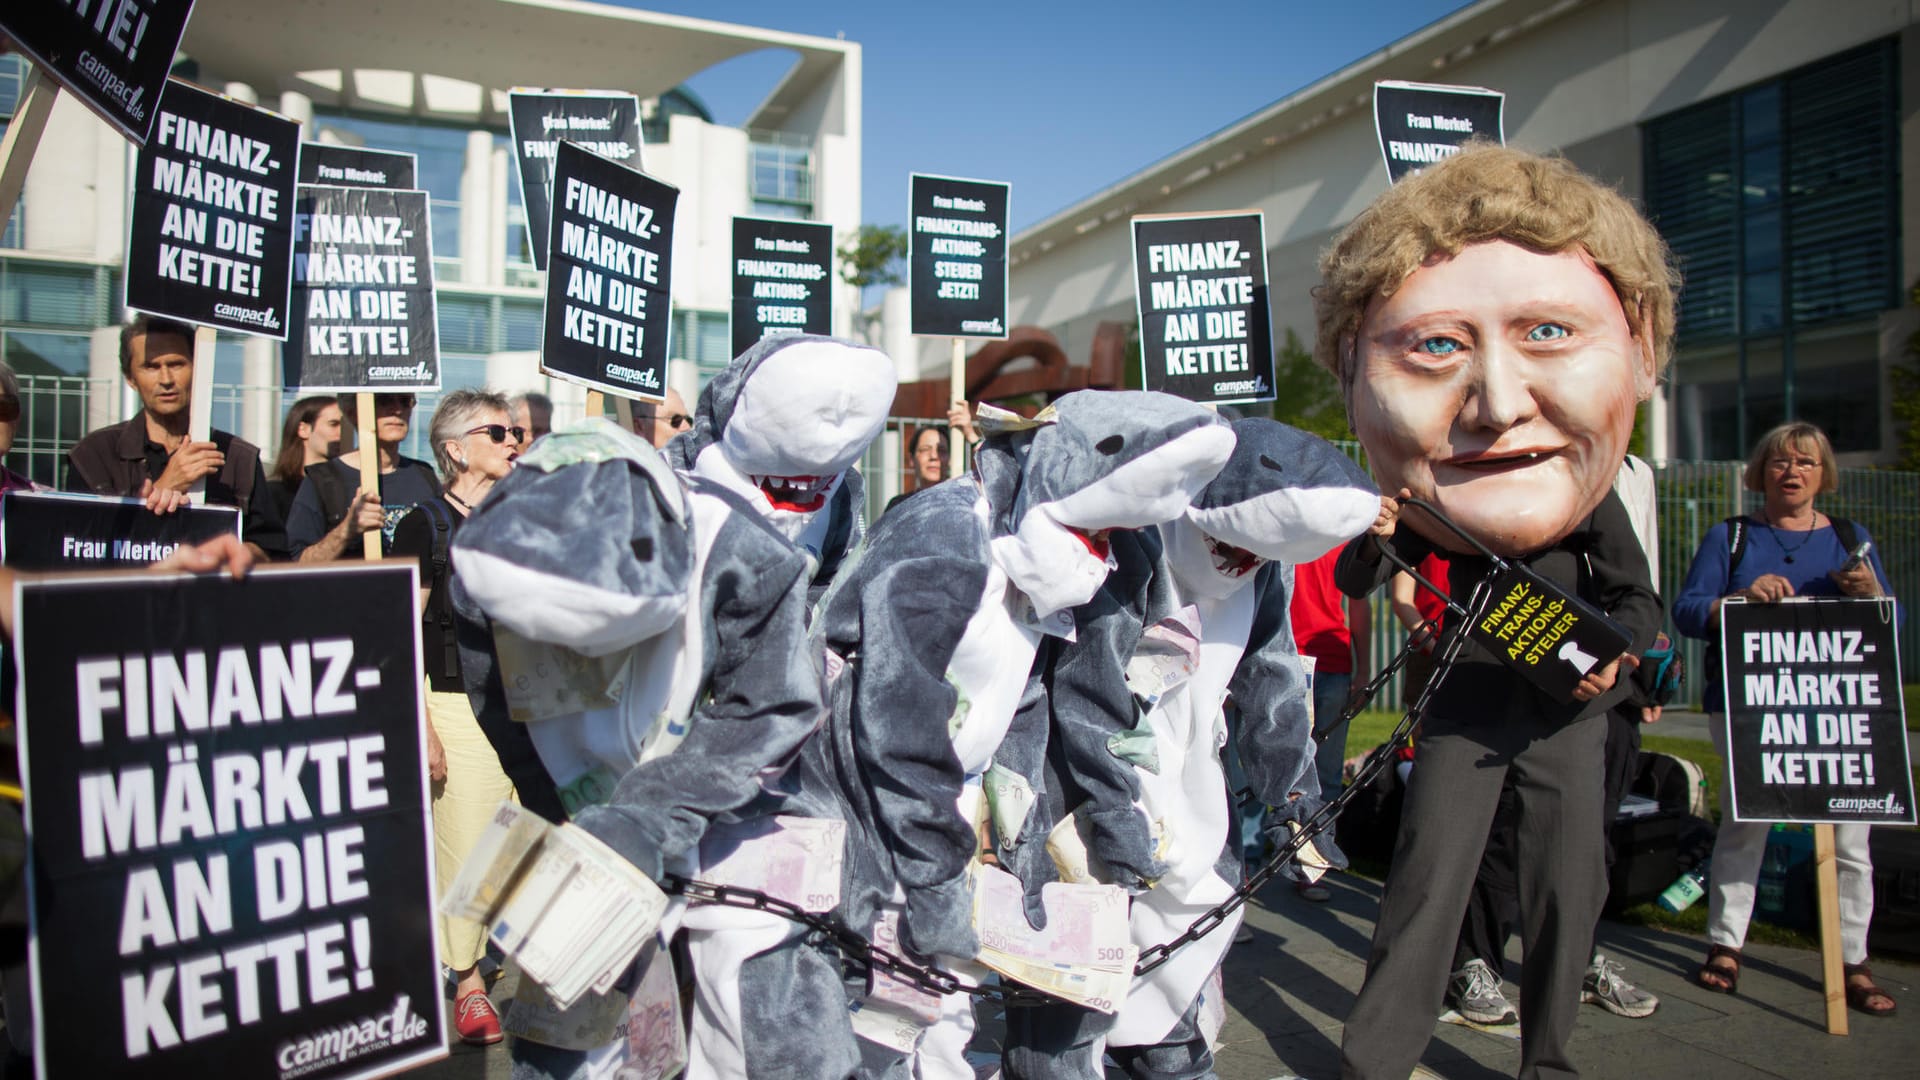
<box><xmin>1720</xmin><ymin>598</ymin><xmax>1915</xmax><ymax>825</ymax></box>
<box><xmin>540</xmin><ymin>141</ymin><xmax>676</xmax><ymax>400</ymax></box>
<box><xmin>16</xmin><ymin>562</ymin><xmax>444</xmax><ymax>1080</ymax></box>
<box><xmin>1373</xmin><ymin>80</ymin><xmax>1504</xmax><ymax>183</ymax></box>
<box><xmin>126</xmin><ymin>79</ymin><xmax>299</xmax><ymax>339</ymax></box>
<box><xmin>284</xmin><ymin>186</ymin><xmax>439</xmax><ymax>392</ymax></box>
<box><xmin>1464</xmin><ymin>563</ymin><xmax>1632</xmax><ymax>702</ymax></box>
<box><xmin>731</xmin><ymin>216</ymin><xmax>833</xmax><ymax>358</ymax></box>
<box><xmin>0</xmin><ymin>0</ymin><xmax>194</xmax><ymax>143</ymax></box>
<box><xmin>1131</xmin><ymin>212</ymin><xmax>1275</xmax><ymax>404</ymax></box>
<box><xmin>508</xmin><ymin>90</ymin><xmax>643</xmax><ymax>271</ymax></box>
<box><xmin>0</xmin><ymin>491</ymin><xmax>238</xmax><ymax>570</ymax></box>
<box><xmin>908</xmin><ymin>173</ymin><xmax>1009</xmax><ymax>339</ymax></box>
<box><xmin>298</xmin><ymin>144</ymin><xmax>418</xmax><ymax>191</ymax></box>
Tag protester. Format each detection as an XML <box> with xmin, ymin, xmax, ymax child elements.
<box><xmin>508</xmin><ymin>390</ymin><xmax>553</xmax><ymax>448</ymax></box>
<box><xmin>0</xmin><ymin>362</ymin><xmax>41</xmax><ymax>497</ymax></box>
<box><xmin>451</xmin><ymin>416</ymin><xmax>845</xmax><ymax>1077</ymax></box>
<box><xmin>999</xmin><ymin>418</ymin><xmax>1375</xmax><ymax>1078</ymax></box>
<box><xmin>665</xmin><ymin>335</ymin><xmax>895</xmax><ymax>602</ymax></box>
<box><xmin>629</xmin><ymin>385</ymin><xmax>690</xmax><ymax>448</ymax></box>
<box><xmin>265</xmin><ymin>394</ymin><xmax>340</xmax><ymax>524</ymax></box>
<box><xmin>65</xmin><ymin>315</ymin><xmax>288</xmax><ymax>559</ymax></box>
<box><xmin>1322</xmin><ymin>143</ymin><xmax>1668</xmax><ymax>1079</ymax></box>
<box><xmin>884</xmin><ymin>402</ymin><xmax>980</xmax><ymax>515</ymax></box>
<box><xmin>1672</xmin><ymin>420</ymin><xmax>1896</xmax><ymax>1016</ymax></box>
<box><xmin>1292</xmin><ymin>545</ymin><xmax>1372</xmax><ymax>807</ymax></box>
<box><xmin>798</xmin><ymin>391</ymin><xmax>1233</xmax><ymax>1078</ymax></box>
<box><xmin>286</xmin><ymin>392</ymin><xmax>440</xmax><ymax>561</ymax></box>
<box><xmin>1446</xmin><ymin>454</ymin><xmax>1668</xmax><ymax>1027</ymax></box>
<box><xmin>387</xmin><ymin>390</ymin><xmax>520</xmax><ymax>1045</ymax></box>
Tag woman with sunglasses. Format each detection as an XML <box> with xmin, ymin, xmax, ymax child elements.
<box><xmin>389</xmin><ymin>389</ymin><xmax>521</xmax><ymax>1045</ymax></box>
<box><xmin>1672</xmin><ymin>421</ymin><xmax>1896</xmax><ymax>1016</ymax></box>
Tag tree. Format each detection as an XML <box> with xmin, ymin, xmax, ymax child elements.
<box><xmin>1891</xmin><ymin>281</ymin><xmax>1920</xmax><ymax>470</ymax></box>
<box><xmin>838</xmin><ymin>224</ymin><xmax>908</xmax><ymax>290</ymax></box>
<box><xmin>1267</xmin><ymin>329</ymin><xmax>1351</xmax><ymax>443</ymax></box>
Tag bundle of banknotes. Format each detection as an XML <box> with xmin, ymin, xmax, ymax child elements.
<box><xmin>971</xmin><ymin>864</ymin><xmax>1137</xmax><ymax>1013</ymax></box>
<box><xmin>442</xmin><ymin>801</ymin><xmax>668</xmax><ymax>1011</ymax></box>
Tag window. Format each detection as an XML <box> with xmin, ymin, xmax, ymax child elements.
<box><xmin>749</xmin><ymin>133</ymin><xmax>814</xmax><ymax>218</ymax></box>
<box><xmin>0</xmin><ymin>54</ymin><xmax>27</xmax><ymax>249</ymax></box>
<box><xmin>311</xmin><ymin>111</ymin><xmax>478</xmax><ymax>283</ymax></box>
<box><xmin>1646</xmin><ymin>39</ymin><xmax>1899</xmax><ymax>455</ymax></box>
<box><xmin>674</xmin><ymin>308</ymin><xmax>730</xmax><ymax>388</ymax></box>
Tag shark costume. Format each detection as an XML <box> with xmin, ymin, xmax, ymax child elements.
<box><xmin>450</xmin><ymin>419</ymin><xmax>858</xmax><ymax>1080</ymax></box>
<box><xmin>793</xmin><ymin>391</ymin><xmax>1236</xmax><ymax>1079</ymax></box>
<box><xmin>665</xmin><ymin>334</ymin><xmax>896</xmax><ymax>600</ymax></box>
<box><xmin>1000</xmin><ymin>420</ymin><xmax>1378</xmax><ymax>1080</ymax></box>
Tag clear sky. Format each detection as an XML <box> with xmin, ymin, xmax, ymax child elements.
<box><xmin>618</xmin><ymin>0</ymin><xmax>1476</xmax><ymax>235</ymax></box>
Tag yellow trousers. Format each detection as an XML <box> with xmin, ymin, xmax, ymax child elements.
<box><xmin>426</xmin><ymin>683</ymin><xmax>517</xmax><ymax>972</ymax></box>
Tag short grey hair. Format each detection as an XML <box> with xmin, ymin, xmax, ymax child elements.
<box><xmin>428</xmin><ymin>388</ymin><xmax>511</xmax><ymax>481</ymax></box>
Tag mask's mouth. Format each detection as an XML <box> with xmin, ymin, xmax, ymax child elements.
<box><xmin>1067</xmin><ymin>527</ymin><xmax>1112</xmax><ymax>561</ymax></box>
<box><xmin>756</xmin><ymin>474</ymin><xmax>832</xmax><ymax>512</ymax></box>
<box><xmin>1446</xmin><ymin>447</ymin><xmax>1559</xmax><ymax>475</ymax></box>
<box><xmin>1204</xmin><ymin>534</ymin><xmax>1263</xmax><ymax>578</ymax></box>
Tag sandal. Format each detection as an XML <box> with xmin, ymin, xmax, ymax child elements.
<box><xmin>1694</xmin><ymin>944</ymin><xmax>1740</xmax><ymax>995</ymax></box>
<box><xmin>1844</xmin><ymin>962</ymin><xmax>1898</xmax><ymax>1017</ymax></box>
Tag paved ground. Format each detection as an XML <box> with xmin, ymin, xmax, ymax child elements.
<box><xmin>398</xmin><ymin>867</ymin><xmax>1917</xmax><ymax>1080</ymax></box>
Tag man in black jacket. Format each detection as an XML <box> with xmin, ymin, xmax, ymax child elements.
<box><xmin>65</xmin><ymin>315</ymin><xmax>286</xmax><ymax>560</ymax></box>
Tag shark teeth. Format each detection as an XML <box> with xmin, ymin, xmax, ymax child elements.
<box><xmin>755</xmin><ymin>474</ymin><xmax>831</xmax><ymax>512</ymax></box>
<box><xmin>1203</xmin><ymin>534</ymin><xmax>1264</xmax><ymax>578</ymax></box>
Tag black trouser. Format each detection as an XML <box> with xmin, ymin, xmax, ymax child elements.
<box><xmin>1340</xmin><ymin>709</ymin><xmax>1607</xmax><ymax>1080</ymax></box>
<box><xmin>1452</xmin><ymin>705</ymin><xmax>1642</xmax><ymax>975</ymax></box>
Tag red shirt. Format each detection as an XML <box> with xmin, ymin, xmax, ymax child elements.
<box><xmin>1290</xmin><ymin>548</ymin><xmax>1355</xmax><ymax>675</ymax></box>
<box><xmin>1411</xmin><ymin>553</ymin><xmax>1449</xmax><ymax>628</ymax></box>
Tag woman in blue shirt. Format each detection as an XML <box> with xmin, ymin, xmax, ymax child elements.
<box><xmin>1672</xmin><ymin>420</ymin><xmax>1895</xmax><ymax>1016</ymax></box>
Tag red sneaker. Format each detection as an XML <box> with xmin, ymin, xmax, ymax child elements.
<box><xmin>454</xmin><ymin>989</ymin><xmax>503</xmax><ymax>1045</ymax></box>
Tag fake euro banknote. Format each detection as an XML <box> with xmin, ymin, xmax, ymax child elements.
<box><xmin>972</xmin><ymin>864</ymin><xmax>1130</xmax><ymax>968</ymax></box>
<box><xmin>696</xmin><ymin>815</ymin><xmax>846</xmax><ymax>912</ymax></box>
<box><xmin>441</xmin><ymin>799</ymin><xmax>552</xmax><ymax>923</ymax></box>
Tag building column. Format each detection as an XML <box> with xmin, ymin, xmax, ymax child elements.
<box><xmin>459</xmin><ymin>131</ymin><xmax>495</xmax><ymax>287</ymax></box>
<box><xmin>87</xmin><ymin>326</ymin><xmax>127</xmax><ymax>433</ymax></box>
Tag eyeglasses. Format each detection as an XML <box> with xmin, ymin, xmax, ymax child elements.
<box><xmin>1766</xmin><ymin>456</ymin><xmax>1822</xmax><ymax>474</ymax></box>
<box><xmin>0</xmin><ymin>395</ymin><xmax>18</xmax><ymax>423</ymax></box>
<box><xmin>638</xmin><ymin>411</ymin><xmax>691</xmax><ymax>430</ymax></box>
<box><xmin>464</xmin><ymin>424</ymin><xmax>528</xmax><ymax>445</ymax></box>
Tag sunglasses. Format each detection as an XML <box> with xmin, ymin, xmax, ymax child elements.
<box><xmin>464</xmin><ymin>424</ymin><xmax>528</xmax><ymax>445</ymax></box>
<box><xmin>664</xmin><ymin>413</ymin><xmax>692</xmax><ymax>430</ymax></box>
<box><xmin>0</xmin><ymin>395</ymin><xmax>18</xmax><ymax>423</ymax></box>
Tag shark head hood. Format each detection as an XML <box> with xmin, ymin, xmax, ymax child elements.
<box><xmin>671</xmin><ymin>334</ymin><xmax>896</xmax><ymax>519</ymax></box>
<box><xmin>986</xmin><ymin>390</ymin><xmax>1236</xmax><ymax>618</ymax></box>
<box><xmin>1165</xmin><ymin>418</ymin><xmax>1379</xmax><ymax>596</ymax></box>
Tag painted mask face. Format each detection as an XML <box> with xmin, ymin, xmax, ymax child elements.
<box><xmin>1347</xmin><ymin>240</ymin><xmax>1653</xmax><ymax>556</ymax></box>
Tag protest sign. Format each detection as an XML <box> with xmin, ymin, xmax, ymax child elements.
<box><xmin>14</xmin><ymin>561</ymin><xmax>444</xmax><ymax>1080</ymax></box>
<box><xmin>1130</xmin><ymin>212</ymin><xmax>1275</xmax><ymax>404</ymax></box>
<box><xmin>284</xmin><ymin>185</ymin><xmax>439</xmax><ymax>392</ymax></box>
<box><xmin>1373</xmin><ymin>80</ymin><xmax>1505</xmax><ymax>183</ymax></box>
<box><xmin>730</xmin><ymin>216</ymin><xmax>833</xmax><ymax>358</ymax></box>
<box><xmin>508</xmin><ymin>90</ymin><xmax>644</xmax><ymax>271</ymax></box>
<box><xmin>0</xmin><ymin>0</ymin><xmax>195</xmax><ymax>143</ymax></box>
<box><xmin>1719</xmin><ymin>597</ymin><xmax>1915</xmax><ymax>825</ymax></box>
<box><xmin>0</xmin><ymin>490</ymin><xmax>238</xmax><ymax>570</ymax></box>
<box><xmin>126</xmin><ymin>79</ymin><xmax>299</xmax><ymax>339</ymax></box>
<box><xmin>540</xmin><ymin>141</ymin><xmax>677</xmax><ymax>401</ymax></box>
<box><xmin>908</xmin><ymin>173</ymin><xmax>1009</xmax><ymax>340</ymax></box>
<box><xmin>297</xmin><ymin>144</ymin><xmax>417</xmax><ymax>191</ymax></box>
<box><xmin>1463</xmin><ymin>563</ymin><xmax>1632</xmax><ymax>703</ymax></box>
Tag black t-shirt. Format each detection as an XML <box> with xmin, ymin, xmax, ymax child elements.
<box><xmin>390</xmin><ymin>497</ymin><xmax>463</xmax><ymax>692</ymax></box>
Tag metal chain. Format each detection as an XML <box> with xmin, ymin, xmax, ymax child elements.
<box><xmin>654</xmin><ymin>580</ymin><xmax>1487</xmax><ymax>1005</ymax></box>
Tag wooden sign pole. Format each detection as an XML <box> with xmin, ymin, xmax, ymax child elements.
<box><xmin>0</xmin><ymin>66</ymin><xmax>57</xmax><ymax>242</ymax></box>
<box><xmin>585</xmin><ymin>390</ymin><xmax>604</xmax><ymax>420</ymax></box>
<box><xmin>1814</xmin><ymin>823</ymin><xmax>1849</xmax><ymax>1035</ymax></box>
<box><xmin>186</xmin><ymin>327</ymin><xmax>217</xmax><ymax>505</ymax></box>
<box><xmin>614</xmin><ymin>396</ymin><xmax>635</xmax><ymax>436</ymax></box>
<box><xmin>356</xmin><ymin>391</ymin><xmax>381</xmax><ymax>559</ymax></box>
<box><xmin>948</xmin><ymin>338</ymin><xmax>966</xmax><ymax>475</ymax></box>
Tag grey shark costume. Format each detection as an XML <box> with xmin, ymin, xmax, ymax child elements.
<box><xmin>451</xmin><ymin>419</ymin><xmax>858</xmax><ymax>1080</ymax></box>
<box><xmin>665</xmin><ymin>334</ymin><xmax>895</xmax><ymax>602</ymax></box>
<box><xmin>788</xmin><ymin>391</ymin><xmax>1236</xmax><ymax>1078</ymax></box>
<box><xmin>1000</xmin><ymin>419</ymin><xmax>1379</xmax><ymax>1080</ymax></box>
